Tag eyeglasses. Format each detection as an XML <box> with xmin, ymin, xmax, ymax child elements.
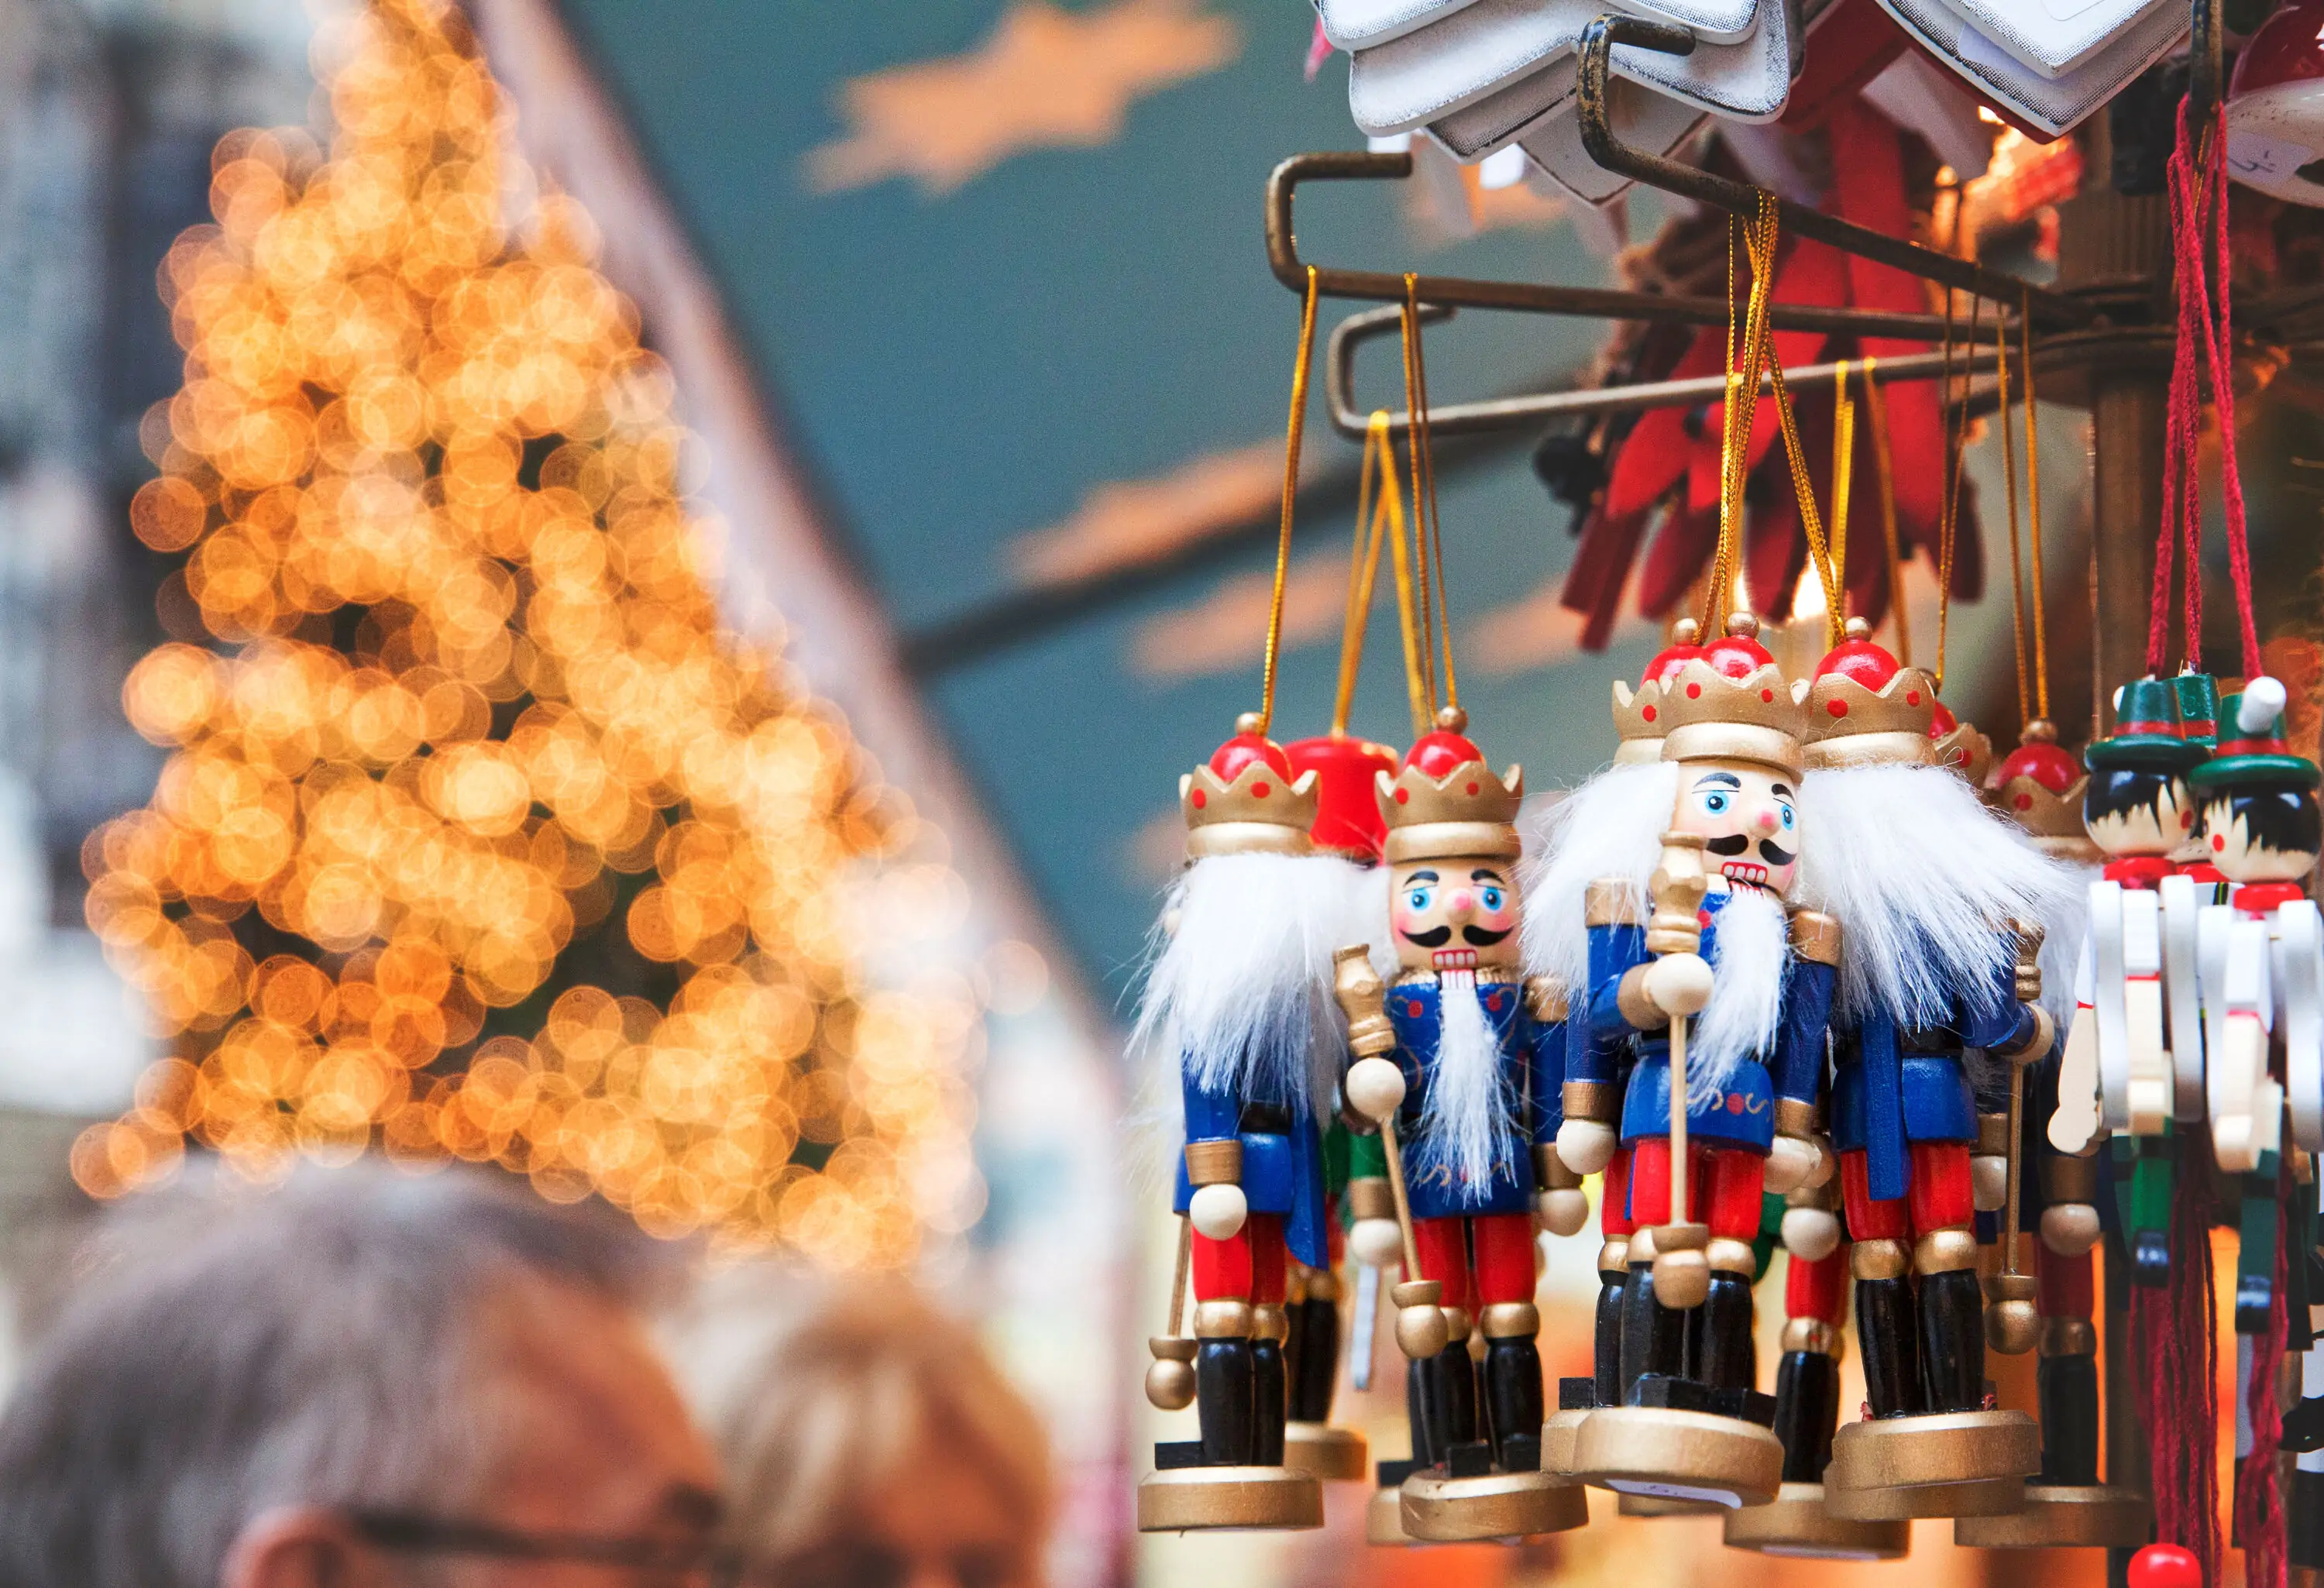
<box><xmin>348</xmin><ymin>1510</ymin><xmax>761</xmax><ymax>1586</ymax></box>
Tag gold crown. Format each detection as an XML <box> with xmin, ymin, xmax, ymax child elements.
<box><xmin>1800</xmin><ymin>622</ymin><xmax>1937</xmax><ymax>769</ymax></box>
<box><xmin>1933</xmin><ymin>717</ymin><xmax>1994</xmax><ymax>786</ymax></box>
<box><xmin>1377</xmin><ymin>718</ymin><xmax>1524</xmax><ymax>862</ymax></box>
<box><xmin>1990</xmin><ymin>723</ymin><xmax>2099</xmax><ymax>861</ymax></box>
<box><xmin>1611</xmin><ymin>679</ymin><xmax>1668</xmax><ymax>766</ymax></box>
<box><xmin>1655</xmin><ymin>653</ymin><xmax>1807</xmax><ymax>778</ymax></box>
<box><xmin>1181</xmin><ymin>714</ymin><xmax>1317</xmax><ymax>859</ymax></box>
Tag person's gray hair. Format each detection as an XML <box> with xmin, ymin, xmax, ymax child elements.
<box><xmin>0</xmin><ymin>1160</ymin><xmax>675</xmax><ymax>1588</ymax></box>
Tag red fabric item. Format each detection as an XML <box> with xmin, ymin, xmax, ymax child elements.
<box><xmin>1603</xmin><ymin>1145</ymin><xmax>1635</xmax><ymax>1238</ymax></box>
<box><xmin>2237</xmin><ymin>1171</ymin><xmax>2288</xmax><ymax>1588</ymax></box>
<box><xmin>1779</xmin><ymin>0</ymin><xmax>1908</xmax><ymax>129</ymax></box>
<box><xmin>1566</xmin><ymin>507</ymin><xmax>1656</xmax><ymax>648</ymax></box>
<box><xmin>1606</xmin><ymin>334</ymin><xmax>1728</xmax><ymax>520</ymax></box>
<box><xmin>2134</xmin><ymin>1173</ymin><xmax>2221</xmax><ymax>1582</ymax></box>
<box><xmin>1624</xmin><ymin>1141</ymin><xmax>1765</xmax><ymax>1238</ymax></box>
<box><xmin>1413</xmin><ymin>1215</ymin><xmax>1473</xmax><ymax>1311</ymax></box>
<box><xmin>1786</xmin><ymin>1247</ymin><xmax>1848</xmax><ymax>1325</ymax></box>
<box><xmin>1637</xmin><ymin>504</ymin><xmax>1722</xmax><ymax>618</ymax></box>
<box><xmin>1471</xmin><ymin>1212</ymin><xmax>1537</xmax><ymax>1305</ymax></box>
<box><xmin>2035</xmin><ymin>1243</ymin><xmax>2094</xmax><ymax>1319</ymax></box>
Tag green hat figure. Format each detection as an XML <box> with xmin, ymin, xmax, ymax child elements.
<box><xmin>2086</xmin><ymin>676</ymin><xmax>2206</xmax><ymax>775</ymax></box>
<box><xmin>2188</xmin><ymin>676</ymin><xmax>2320</xmax><ymax>796</ymax></box>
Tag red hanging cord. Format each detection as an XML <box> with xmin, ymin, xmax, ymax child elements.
<box><xmin>2150</xmin><ymin>97</ymin><xmax>2262</xmax><ymax>680</ymax></box>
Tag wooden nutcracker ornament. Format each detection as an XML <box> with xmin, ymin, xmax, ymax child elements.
<box><xmin>1724</xmin><ymin>1177</ymin><xmax>1913</xmax><ymax>1560</ymax></box>
<box><xmin>1793</xmin><ymin>620</ymin><xmax>2064</xmax><ymax>1521</ymax></box>
<box><xmin>1335</xmin><ymin>708</ymin><xmax>1587</xmax><ymax>1541</ymax></box>
<box><xmin>1961</xmin><ymin>724</ymin><xmax>2151</xmax><ymax>1549</ymax></box>
<box><xmin>1521</xmin><ymin>619</ymin><xmax>1707</xmax><ymax>1468</ymax></box>
<box><xmin>1565</xmin><ymin>619</ymin><xmax>1831</xmax><ymax>1512</ymax></box>
<box><xmin>1133</xmin><ymin>718</ymin><xmax>1343</xmax><ymax>1532</ymax></box>
<box><xmin>1280</xmin><ymin>730</ymin><xmax>1400</xmax><ymax>1485</ymax></box>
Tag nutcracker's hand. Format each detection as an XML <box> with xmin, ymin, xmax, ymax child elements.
<box><xmin>1188</xmin><ymin>1182</ymin><xmax>1247</xmax><ymax>1240</ymax></box>
<box><xmin>1645</xmin><ymin>952</ymin><xmax>1714</xmax><ymax>1017</ymax></box>
<box><xmin>1349</xmin><ymin>1218</ymin><xmax>1404</xmax><ymax>1267</ymax></box>
<box><xmin>1781</xmin><ymin>1204</ymin><xmax>1841</xmax><ymax>1262</ymax></box>
<box><xmin>1762</xmin><ymin>1133</ymin><xmax>1820</xmax><ymax>1194</ymax></box>
<box><xmin>1536</xmin><ymin>1188</ymin><xmax>1589</xmax><ymax>1236</ymax></box>
<box><xmin>2040</xmin><ymin>1201</ymin><xmax>2102</xmax><ymax>1256</ymax></box>
<box><xmin>1556</xmin><ymin>1118</ymin><xmax>1618</xmax><ymax>1175</ymax></box>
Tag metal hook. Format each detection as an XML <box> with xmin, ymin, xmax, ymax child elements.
<box><xmin>1573</xmin><ymin>13</ymin><xmax>2099</xmax><ymax>330</ymax></box>
<box><xmin>1267</xmin><ymin>151</ymin><xmax>1992</xmax><ymax>339</ymax></box>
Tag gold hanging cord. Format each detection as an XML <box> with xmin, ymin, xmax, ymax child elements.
<box><xmin>2021</xmin><ymin>288</ymin><xmax>2048</xmax><ymax>722</ymax></box>
<box><xmin>1863</xmin><ymin>357</ymin><xmax>1910</xmax><ymax>665</ymax></box>
<box><xmin>1337</xmin><ymin>411</ymin><xmax>1433</xmax><ymax>739</ymax></box>
<box><xmin>1257</xmin><ymin>265</ymin><xmax>1322</xmax><ymax>737</ymax></box>
<box><xmin>1831</xmin><ymin>358</ymin><xmax>1857</xmax><ymax>607</ymax></box>
<box><xmin>1401</xmin><ymin>275</ymin><xmax>1459</xmax><ymax>716</ymax></box>
<box><xmin>1707</xmin><ymin>198</ymin><xmax>1844</xmax><ymax>643</ymax></box>
<box><xmin>1934</xmin><ymin>285</ymin><xmax>1985</xmax><ymax>693</ymax></box>
<box><xmin>1997</xmin><ymin>310</ymin><xmax>2028</xmax><ymax>726</ymax></box>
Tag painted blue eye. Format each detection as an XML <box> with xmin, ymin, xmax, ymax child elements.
<box><xmin>1406</xmin><ymin>888</ymin><xmax>1433</xmax><ymax>911</ymax></box>
<box><xmin>1479</xmin><ymin>886</ymin><xmax>1505</xmax><ymax>912</ymax></box>
<box><xmin>1780</xmin><ymin>805</ymin><xmax>1796</xmax><ymax>830</ymax></box>
<box><xmin>1700</xmin><ymin>791</ymin><xmax>1730</xmax><ymax>815</ymax></box>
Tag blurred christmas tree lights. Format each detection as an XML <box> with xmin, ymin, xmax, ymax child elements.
<box><xmin>76</xmin><ymin>0</ymin><xmax>987</xmax><ymax>1261</ymax></box>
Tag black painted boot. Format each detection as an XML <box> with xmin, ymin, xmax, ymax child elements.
<box><xmin>1855</xmin><ymin>1274</ymin><xmax>1924</xmax><ymax>1418</ymax></box>
<box><xmin>1483</xmin><ymin>1335</ymin><xmax>1545</xmax><ymax>1470</ymax></box>
<box><xmin>1251</xmin><ymin>1334</ymin><xmax>1287</xmax><ymax>1466</ymax></box>
<box><xmin>1692</xmin><ymin>1270</ymin><xmax>1755</xmax><ymax>1391</ymax></box>
<box><xmin>1196</xmin><ymin>1337</ymin><xmax>1257</xmax><ymax>1465</ymax></box>
<box><xmin>1917</xmin><ymin>1267</ymin><xmax>1987</xmax><ymax>1414</ymax></box>
<box><xmin>1772</xmin><ymin>1349</ymin><xmax>1839</xmax><ymax>1482</ymax></box>
<box><xmin>1618</xmin><ymin>1260</ymin><xmax>1688</xmax><ymax>1403</ymax></box>
<box><xmin>1290</xmin><ymin>1296</ymin><xmax>1339</xmax><ymax>1422</ymax></box>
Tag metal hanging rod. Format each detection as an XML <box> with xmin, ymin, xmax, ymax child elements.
<box><xmin>1327</xmin><ymin>305</ymin><xmax>2171</xmax><ymax>438</ymax></box>
<box><xmin>1267</xmin><ymin>151</ymin><xmax>2011</xmax><ymax>342</ymax></box>
<box><xmin>1574</xmin><ymin>14</ymin><xmax>2101</xmax><ymax>330</ymax></box>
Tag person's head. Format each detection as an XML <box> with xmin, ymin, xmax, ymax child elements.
<box><xmin>0</xmin><ymin>1161</ymin><xmax>720</xmax><ymax>1588</ymax></box>
<box><xmin>2083</xmin><ymin>765</ymin><xmax>2194</xmax><ymax>858</ymax></box>
<box><xmin>680</xmin><ymin>1267</ymin><xmax>1050</xmax><ymax>1588</ymax></box>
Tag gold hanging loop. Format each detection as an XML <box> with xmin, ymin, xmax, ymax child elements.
<box><xmin>2021</xmin><ymin>287</ymin><xmax>2049</xmax><ymax>722</ymax></box>
<box><xmin>1998</xmin><ymin>309</ymin><xmax>2030</xmax><ymax>727</ymax></box>
<box><xmin>1863</xmin><ymin>357</ymin><xmax>1910</xmax><ymax>665</ymax></box>
<box><xmin>1831</xmin><ymin>358</ymin><xmax>1857</xmax><ymax>611</ymax></box>
<box><xmin>1258</xmin><ymin>265</ymin><xmax>1321</xmax><ymax>736</ymax></box>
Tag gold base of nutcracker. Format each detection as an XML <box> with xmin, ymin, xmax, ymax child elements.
<box><xmin>1618</xmin><ymin>1493</ymin><xmax>1724</xmax><ymax>1518</ymax></box>
<box><xmin>1952</xmin><ymin>1483</ymin><xmax>2150</xmax><ymax>1548</ymax></box>
<box><xmin>1136</xmin><ymin>1466</ymin><xmax>1324</xmax><ymax>1532</ymax></box>
<box><xmin>1825</xmin><ymin>1410</ymin><xmax>2039</xmax><ymax>1514</ymax></box>
<box><xmin>1541</xmin><ymin>1408</ymin><xmax>1591</xmax><ymax>1476</ymax></box>
<box><xmin>1283</xmin><ymin>1421</ymin><xmax>1369</xmax><ymax>1482</ymax></box>
<box><xmin>1568</xmin><ymin>1407</ymin><xmax>1785</xmax><ymax>1509</ymax></box>
<box><xmin>1722</xmin><ymin>1481</ymin><xmax>1913</xmax><ymax>1559</ymax></box>
<box><xmin>1366</xmin><ymin>1484</ymin><xmax>1415</xmax><ymax>1546</ymax></box>
<box><xmin>1400</xmin><ymin>1468</ymin><xmax>1589</xmax><ymax>1540</ymax></box>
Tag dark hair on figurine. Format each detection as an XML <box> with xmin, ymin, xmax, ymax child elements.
<box><xmin>2209</xmin><ymin>788</ymin><xmax>2323</xmax><ymax>860</ymax></box>
<box><xmin>2084</xmin><ymin>767</ymin><xmax>2181</xmax><ymax>826</ymax></box>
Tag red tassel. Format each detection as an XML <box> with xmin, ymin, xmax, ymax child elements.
<box><xmin>2137</xmin><ymin>1174</ymin><xmax>2222</xmax><ymax>1583</ymax></box>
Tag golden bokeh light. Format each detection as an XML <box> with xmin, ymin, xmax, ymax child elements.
<box><xmin>79</xmin><ymin>0</ymin><xmax>982</xmax><ymax>1262</ymax></box>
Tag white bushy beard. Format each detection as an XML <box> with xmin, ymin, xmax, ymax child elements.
<box><xmin>1415</xmin><ymin>968</ymin><xmax>1517</xmax><ymax>1191</ymax></box>
<box><xmin>1133</xmin><ymin>851</ymin><xmax>1367</xmax><ymax>1122</ymax></box>
<box><xmin>1796</xmin><ymin>763</ymin><xmax>2078</xmax><ymax>1027</ymax></box>
<box><xmin>1518</xmin><ymin>760</ymin><xmax>1680</xmax><ymax>996</ymax></box>
<box><xmin>1690</xmin><ymin>885</ymin><xmax>1788</xmax><ymax>1103</ymax></box>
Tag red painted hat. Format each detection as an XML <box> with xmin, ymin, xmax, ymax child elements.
<box><xmin>1284</xmin><ymin>733</ymin><xmax>1397</xmax><ymax>861</ymax></box>
<box><xmin>1377</xmin><ymin>706</ymin><xmax>1523</xmax><ymax>862</ymax></box>
<box><xmin>1803</xmin><ymin>617</ymin><xmax>1937</xmax><ymax>768</ymax></box>
<box><xmin>1642</xmin><ymin>617</ymin><xmax>1708</xmax><ymax>687</ymax></box>
<box><xmin>1180</xmin><ymin>713</ymin><xmax>1317</xmax><ymax>858</ymax></box>
<box><xmin>1992</xmin><ymin>720</ymin><xmax>2092</xmax><ymax>854</ymax></box>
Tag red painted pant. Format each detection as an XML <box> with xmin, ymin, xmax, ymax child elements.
<box><xmin>1602</xmin><ymin>1145</ymin><xmax>1635</xmax><ymax>1238</ymax></box>
<box><xmin>1193</xmin><ymin>1213</ymin><xmax>1287</xmax><ymax>1305</ymax></box>
<box><xmin>1786</xmin><ymin>1246</ymin><xmax>1848</xmax><ymax>1326</ymax></box>
<box><xmin>1626</xmin><ymin>1139</ymin><xmax>1765</xmax><ymax>1240</ymax></box>
<box><xmin>1838</xmin><ymin>1143</ymin><xmax>1974</xmax><ymax>1239</ymax></box>
<box><xmin>1411</xmin><ymin>1213</ymin><xmax>1536</xmax><ymax>1310</ymax></box>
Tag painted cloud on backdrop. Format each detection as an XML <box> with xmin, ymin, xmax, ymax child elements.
<box><xmin>806</xmin><ymin>0</ymin><xmax>1241</xmax><ymax>195</ymax></box>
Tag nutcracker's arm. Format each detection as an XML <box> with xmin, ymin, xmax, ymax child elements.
<box><xmin>2121</xmin><ymin>887</ymin><xmax>2168</xmax><ymax>1135</ymax></box>
<box><xmin>2205</xmin><ymin>904</ymin><xmax>2277</xmax><ymax>1174</ymax></box>
<box><xmin>2090</xmin><ymin>879</ymin><xmax>2132</xmax><ymax>1134</ymax></box>
<box><xmin>2161</xmin><ymin>873</ymin><xmax>2205</xmax><ymax>1122</ymax></box>
<box><xmin>2282</xmin><ymin>900</ymin><xmax>2324</xmax><ymax>1155</ymax></box>
<box><xmin>2051</xmin><ymin>930</ymin><xmax>2102</xmax><ymax>1154</ymax></box>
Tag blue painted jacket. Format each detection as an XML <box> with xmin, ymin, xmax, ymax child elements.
<box><xmin>1171</xmin><ymin>1044</ymin><xmax>1331</xmax><ymax>1270</ymax></box>
<box><xmin>1830</xmin><ymin>938</ymin><xmax>2042</xmax><ymax>1203</ymax></box>
<box><xmin>1582</xmin><ymin>889</ymin><xmax>1834</xmax><ymax>1155</ymax></box>
<box><xmin>1383</xmin><ymin>972</ymin><xmax>1564</xmax><ymax>1220</ymax></box>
